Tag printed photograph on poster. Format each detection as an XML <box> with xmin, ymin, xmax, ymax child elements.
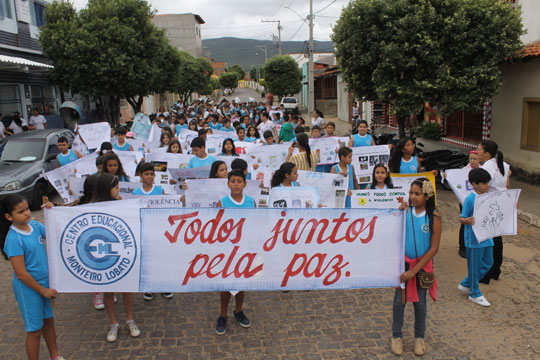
<box><xmin>297</xmin><ymin>170</ymin><xmax>349</xmax><ymax>208</ymax></box>
<box><xmin>269</xmin><ymin>186</ymin><xmax>320</xmax><ymax>208</ymax></box>
<box><xmin>351</xmin><ymin>145</ymin><xmax>390</xmax><ymax>184</ymax></box>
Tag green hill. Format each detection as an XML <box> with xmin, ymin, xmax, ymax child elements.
<box><xmin>202</xmin><ymin>37</ymin><xmax>334</xmax><ymax>70</ymax></box>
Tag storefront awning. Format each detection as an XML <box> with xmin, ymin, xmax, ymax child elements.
<box><xmin>0</xmin><ymin>54</ymin><xmax>53</xmax><ymax>69</ymax></box>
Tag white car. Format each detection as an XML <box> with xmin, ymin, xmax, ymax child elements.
<box><xmin>280</xmin><ymin>97</ymin><xmax>299</xmax><ymax>113</ymax></box>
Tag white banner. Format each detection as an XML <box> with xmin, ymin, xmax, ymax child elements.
<box><xmin>269</xmin><ymin>186</ymin><xmax>320</xmax><ymax>208</ymax></box>
<box><xmin>445</xmin><ymin>168</ymin><xmax>473</xmax><ymax>205</ymax></box>
<box><xmin>144</xmin><ymin>153</ymin><xmax>194</xmax><ymax>169</ymax></box>
<box><xmin>45</xmin><ymin>204</ymin><xmax>405</xmax><ymax>292</ymax></box>
<box><xmin>130</xmin><ymin>195</ymin><xmax>184</xmax><ymax>208</ymax></box>
<box><xmin>351</xmin><ymin>145</ymin><xmax>390</xmax><ymax>184</ymax></box>
<box><xmin>309</xmin><ymin>137</ymin><xmax>339</xmax><ymax>165</ymax></box>
<box><xmin>184</xmin><ymin>179</ymin><xmax>265</xmax><ymax>208</ymax></box>
<box><xmin>71</xmin><ymin>135</ymin><xmax>89</xmax><ymax>156</ymax></box>
<box><xmin>246</xmin><ymin>144</ymin><xmax>289</xmax><ymax>170</ymax></box>
<box><xmin>351</xmin><ymin>189</ymin><xmax>408</xmax><ymax>209</ymax></box>
<box><xmin>78</xmin><ymin>122</ymin><xmax>111</xmax><ymax>149</ymax></box>
<box><xmin>297</xmin><ymin>171</ymin><xmax>348</xmax><ymax>208</ymax></box>
<box><xmin>131</xmin><ymin>113</ymin><xmax>152</xmax><ymax>141</ymax></box>
<box><xmin>473</xmin><ymin>189</ymin><xmax>521</xmax><ymax>242</ymax></box>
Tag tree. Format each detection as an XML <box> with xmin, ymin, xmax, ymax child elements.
<box><xmin>249</xmin><ymin>66</ymin><xmax>265</xmax><ymax>81</ymax></box>
<box><xmin>40</xmin><ymin>0</ymin><xmax>181</xmax><ymax>123</ymax></box>
<box><xmin>176</xmin><ymin>52</ymin><xmax>213</xmax><ymax>101</ymax></box>
<box><xmin>332</xmin><ymin>0</ymin><xmax>523</xmax><ymax>138</ymax></box>
<box><xmin>219</xmin><ymin>72</ymin><xmax>239</xmax><ymax>89</ymax></box>
<box><xmin>262</xmin><ymin>55</ymin><xmax>302</xmax><ymax>98</ymax></box>
<box><xmin>228</xmin><ymin>64</ymin><xmax>246</xmax><ymax>80</ymax></box>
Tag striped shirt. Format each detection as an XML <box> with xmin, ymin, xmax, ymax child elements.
<box><xmin>290</xmin><ymin>151</ymin><xmax>320</xmax><ymax>171</ymax></box>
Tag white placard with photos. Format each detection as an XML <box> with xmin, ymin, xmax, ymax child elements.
<box><xmin>351</xmin><ymin>145</ymin><xmax>391</xmax><ymax>184</ymax></box>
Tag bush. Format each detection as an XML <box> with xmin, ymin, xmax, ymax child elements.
<box><xmin>415</xmin><ymin>121</ymin><xmax>441</xmax><ymax>140</ymax></box>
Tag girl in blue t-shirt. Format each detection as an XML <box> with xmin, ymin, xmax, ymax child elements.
<box><xmin>368</xmin><ymin>163</ymin><xmax>394</xmax><ymax>189</ymax></box>
<box><xmin>388</xmin><ymin>137</ymin><xmax>421</xmax><ymax>174</ymax></box>
<box><xmin>214</xmin><ymin>170</ymin><xmax>254</xmax><ymax>335</ymax></box>
<box><xmin>330</xmin><ymin>147</ymin><xmax>359</xmax><ymax>207</ymax></box>
<box><xmin>245</xmin><ymin>126</ymin><xmax>260</xmax><ymax>143</ymax></box>
<box><xmin>1</xmin><ymin>195</ymin><xmax>64</xmax><ymax>360</ymax></box>
<box><xmin>392</xmin><ymin>179</ymin><xmax>440</xmax><ymax>357</ymax></box>
<box><xmin>102</xmin><ymin>153</ymin><xmax>130</xmax><ymax>182</ymax></box>
<box><xmin>271</xmin><ymin>162</ymin><xmax>300</xmax><ymax>187</ymax></box>
<box><xmin>221</xmin><ymin>139</ymin><xmax>238</xmax><ymax>156</ymax></box>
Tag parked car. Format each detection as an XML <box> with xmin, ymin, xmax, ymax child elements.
<box><xmin>0</xmin><ymin>129</ymin><xmax>75</xmax><ymax>210</ymax></box>
<box><xmin>280</xmin><ymin>97</ymin><xmax>299</xmax><ymax>113</ymax></box>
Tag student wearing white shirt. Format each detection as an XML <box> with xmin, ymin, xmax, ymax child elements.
<box><xmin>0</xmin><ymin>113</ymin><xmax>7</xmax><ymax>138</ymax></box>
<box><xmin>8</xmin><ymin>112</ymin><xmax>27</xmax><ymax>135</ymax></box>
<box><xmin>311</xmin><ymin>109</ymin><xmax>326</xmax><ymax>129</ymax></box>
<box><xmin>478</xmin><ymin>140</ymin><xmax>511</xmax><ymax>284</ymax></box>
<box><xmin>29</xmin><ymin>108</ymin><xmax>47</xmax><ymax>130</ymax></box>
<box><xmin>257</xmin><ymin>111</ymin><xmax>277</xmax><ymax>139</ymax></box>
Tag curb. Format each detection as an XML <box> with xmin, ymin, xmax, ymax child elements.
<box><xmin>518</xmin><ymin>210</ymin><xmax>540</xmax><ymax>228</ymax></box>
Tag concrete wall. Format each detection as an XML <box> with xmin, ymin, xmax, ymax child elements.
<box><xmin>315</xmin><ymin>99</ymin><xmax>337</xmax><ymax>117</ymax></box>
<box><xmin>152</xmin><ymin>14</ymin><xmax>201</xmax><ymax>57</ymax></box>
<box><xmin>519</xmin><ymin>0</ymin><xmax>540</xmax><ymax>45</ymax></box>
<box><xmin>491</xmin><ymin>60</ymin><xmax>540</xmax><ymax>177</ymax></box>
<box><xmin>337</xmin><ymin>73</ymin><xmax>349</xmax><ymax>122</ymax></box>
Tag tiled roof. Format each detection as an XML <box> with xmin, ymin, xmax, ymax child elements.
<box><xmin>520</xmin><ymin>41</ymin><xmax>540</xmax><ymax>60</ymax></box>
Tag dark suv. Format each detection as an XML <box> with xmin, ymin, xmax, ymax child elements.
<box><xmin>0</xmin><ymin>129</ymin><xmax>74</xmax><ymax>209</ymax></box>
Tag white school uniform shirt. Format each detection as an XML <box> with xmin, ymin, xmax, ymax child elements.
<box><xmin>311</xmin><ymin>116</ymin><xmax>325</xmax><ymax>128</ymax></box>
<box><xmin>0</xmin><ymin>121</ymin><xmax>5</xmax><ymax>137</ymax></box>
<box><xmin>8</xmin><ymin>119</ymin><xmax>27</xmax><ymax>134</ymax></box>
<box><xmin>481</xmin><ymin>158</ymin><xmax>510</xmax><ymax>191</ymax></box>
<box><xmin>257</xmin><ymin>120</ymin><xmax>275</xmax><ymax>134</ymax></box>
<box><xmin>29</xmin><ymin>114</ymin><xmax>47</xmax><ymax>130</ymax></box>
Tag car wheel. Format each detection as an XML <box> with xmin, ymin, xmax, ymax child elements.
<box><xmin>31</xmin><ymin>181</ymin><xmax>49</xmax><ymax>211</ymax></box>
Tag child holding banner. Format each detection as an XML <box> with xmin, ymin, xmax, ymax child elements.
<box><xmin>95</xmin><ymin>174</ymin><xmax>141</xmax><ymax>342</ymax></box>
<box><xmin>330</xmin><ymin>147</ymin><xmax>359</xmax><ymax>207</ymax></box>
<box><xmin>188</xmin><ymin>137</ymin><xmax>217</xmax><ymax>168</ymax></box>
<box><xmin>388</xmin><ymin>137</ymin><xmax>421</xmax><ymax>174</ymax></box>
<box><xmin>209</xmin><ymin>161</ymin><xmax>229</xmax><ymax>179</ymax></box>
<box><xmin>102</xmin><ymin>153</ymin><xmax>130</xmax><ymax>182</ymax></box>
<box><xmin>1</xmin><ymin>195</ymin><xmax>65</xmax><ymax>360</ymax></box>
<box><xmin>214</xmin><ymin>170</ymin><xmax>254</xmax><ymax>335</ymax></box>
<box><xmin>167</xmin><ymin>139</ymin><xmax>183</xmax><ymax>154</ymax></box>
<box><xmin>245</xmin><ymin>126</ymin><xmax>260</xmax><ymax>143</ymax></box>
<box><xmin>287</xmin><ymin>134</ymin><xmax>319</xmax><ymax>172</ymax></box>
<box><xmin>56</xmin><ymin>136</ymin><xmax>83</xmax><ymax>167</ymax></box>
<box><xmin>348</xmin><ymin>120</ymin><xmax>374</xmax><ymax>147</ymax></box>
<box><xmin>221</xmin><ymin>139</ymin><xmax>238</xmax><ymax>156</ymax></box>
<box><xmin>113</xmin><ymin>127</ymin><xmax>134</xmax><ymax>152</ymax></box>
<box><xmin>271</xmin><ymin>162</ymin><xmax>300</xmax><ymax>187</ymax></box>
<box><xmin>458</xmin><ymin>168</ymin><xmax>494</xmax><ymax>307</ymax></box>
<box><xmin>392</xmin><ymin>179</ymin><xmax>440</xmax><ymax>356</ymax></box>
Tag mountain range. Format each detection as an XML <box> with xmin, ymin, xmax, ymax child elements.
<box><xmin>201</xmin><ymin>37</ymin><xmax>334</xmax><ymax>70</ymax></box>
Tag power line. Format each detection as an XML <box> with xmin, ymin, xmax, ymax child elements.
<box><xmin>314</xmin><ymin>0</ymin><xmax>337</xmax><ymax>15</ymax></box>
<box><xmin>287</xmin><ymin>19</ymin><xmax>307</xmax><ymax>41</ymax></box>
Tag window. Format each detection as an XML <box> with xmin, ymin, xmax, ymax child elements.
<box><xmin>521</xmin><ymin>98</ymin><xmax>540</xmax><ymax>151</ymax></box>
<box><xmin>31</xmin><ymin>1</ymin><xmax>46</xmax><ymax>27</ymax></box>
<box><xmin>31</xmin><ymin>85</ymin><xmax>58</xmax><ymax>115</ymax></box>
<box><xmin>0</xmin><ymin>0</ymin><xmax>13</xmax><ymax>19</ymax></box>
<box><xmin>0</xmin><ymin>85</ymin><xmax>22</xmax><ymax>122</ymax></box>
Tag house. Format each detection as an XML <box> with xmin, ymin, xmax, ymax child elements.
<box><xmin>0</xmin><ymin>0</ymin><xmax>61</xmax><ymax>126</ymax></box>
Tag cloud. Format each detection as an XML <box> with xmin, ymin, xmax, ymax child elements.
<box><xmin>71</xmin><ymin>0</ymin><xmax>347</xmax><ymax>41</ymax></box>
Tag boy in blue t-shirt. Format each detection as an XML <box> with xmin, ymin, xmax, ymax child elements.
<box><xmin>458</xmin><ymin>168</ymin><xmax>494</xmax><ymax>307</ymax></box>
<box><xmin>188</xmin><ymin>137</ymin><xmax>217</xmax><ymax>168</ymax></box>
<box><xmin>113</xmin><ymin>127</ymin><xmax>134</xmax><ymax>152</ymax></box>
<box><xmin>133</xmin><ymin>162</ymin><xmax>173</xmax><ymax>301</ymax></box>
<box><xmin>56</xmin><ymin>136</ymin><xmax>83</xmax><ymax>167</ymax></box>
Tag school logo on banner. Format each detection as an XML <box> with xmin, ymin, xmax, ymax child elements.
<box><xmin>60</xmin><ymin>213</ymin><xmax>137</xmax><ymax>285</ymax></box>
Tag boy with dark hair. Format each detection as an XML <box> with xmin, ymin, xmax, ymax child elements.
<box><xmin>188</xmin><ymin>137</ymin><xmax>217</xmax><ymax>168</ymax></box>
<box><xmin>263</xmin><ymin>130</ymin><xmax>275</xmax><ymax>145</ymax></box>
<box><xmin>113</xmin><ymin>127</ymin><xmax>134</xmax><ymax>151</ymax></box>
<box><xmin>56</xmin><ymin>136</ymin><xmax>83</xmax><ymax>167</ymax></box>
<box><xmin>311</xmin><ymin>125</ymin><xmax>322</xmax><ymax>138</ymax></box>
<box><xmin>458</xmin><ymin>168</ymin><xmax>494</xmax><ymax>307</ymax></box>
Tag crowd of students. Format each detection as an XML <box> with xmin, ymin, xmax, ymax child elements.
<box><xmin>0</xmin><ymin>108</ymin><xmax>49</xmax><ymax>138</ymax></box>
<box><xmin>0</xmin><ymin>98</ymin><xmax>513</xmax><ymax>359</ymax></box>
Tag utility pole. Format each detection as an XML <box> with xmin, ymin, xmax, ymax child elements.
<box><xmin>255</xmin><ymin>45</ymin><xmax>268</xmax><ymax>63</ymax></box>
<box><xmin>308</xmin><ymin>0</ymin><xmax>315</xmax><ymax>113</ymax></box>
<box><xmin>262</xmin><ymin>19</ymin><xmax>282</xmax><ymax>55</ymax></box>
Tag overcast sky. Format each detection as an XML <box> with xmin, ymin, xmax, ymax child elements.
<box><xmin>71</xmin><ymin>0</ymin><xmax>349</xmax><ymax>42</ymax></box>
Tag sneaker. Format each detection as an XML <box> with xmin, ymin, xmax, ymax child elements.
<box><xmin>143</xmin><ymin>292</ymin><xmax>153</xmax><ymax>301</ymax></box>
<box><xmin>457</xmin><ymin>284</ymin><xmax>469</xmax><ymax>294</ymax></box>
<box><xmin>233</xmin><ymin>310</ymin><xmax>252</xmax><ymax>328</ymax></box>
<box><xmin>93</xmin><ymin>293</ymin><xmax>105</xmax><ymax>310</ymax></box>
<box><xmin>107</xmin><ymin>323</ymin><xmax>119</xmax><ymax>342</ymax></box>
<box><xmin>391</xmin><ymin>337</ymin><xmax>403</xmax><ymax>356</ymax></box>
<box><xmin>51</xmin><ymin>356</ymin><xmax>66</xmax><ymax>360</ymax></box>
<box><xmin>469</xmin><ymin>295</ymin><xmax>491</xmax><ymax>307</ymax></box>
<box><xmin>215</xmin><ymin>316</ymin><xmax>227</xmax><ymax>335</ymax></box>
<box><xmin>162</xmin><ymin>292</ymin><xmax>173</xmax><ymax>299</ymax></box>
<box><xmin>414</xmin><ymin>338</ymin><xmax>426</xmax><ymax>356</ymax></box>
<box><xmin>127</xmin><ymin>320</ymin><xmax>140</xmax><ymax>337</ymax></box>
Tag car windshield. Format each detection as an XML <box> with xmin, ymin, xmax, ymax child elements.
<box><xmin>1</xmin><ymin>139</ymin><xmax>45</xmax><ymax>162</ymax></box>
<box><xmin>283</xmin><ymin>98</ymin><xmax>297</xmax><ymax>103</ymax></box>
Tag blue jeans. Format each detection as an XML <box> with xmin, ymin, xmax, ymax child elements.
<box><xmin>392</xmin><ymin>287</ymin><xmax>427</xmax><ymax>339</ymax></box>
<box><xmin>460</xmin><ymin>246</ymin><xmax>494</xmax><ymax>298</ymax></box>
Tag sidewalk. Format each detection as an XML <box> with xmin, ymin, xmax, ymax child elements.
<box><xmin>419</xmin><ymin>137</ymin><xmax>540</xmax><ymax>227</ymax></box>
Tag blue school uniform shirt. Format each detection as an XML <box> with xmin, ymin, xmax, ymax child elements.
<box><xmin>209</xmin><ymin>122</ymin><xmax>222</xmax><ymax>130</ymax></box>
<box><xmin>400</xmin><ymin>156</ymin><xmax>419</xmax><ymax>174</ymax></box>
<box><xmin>57</xmin><ymin>149</ymin><xmax>78</xmax><ymax>167</ymax></box>
<box><xmin>175</xmin><ymin>124</ymin><xmax>188</xmax><ymax>136</ymax></box>
<box><xmin>367</xmin><ymin>184</ymin><xmax>389</xmax><ymax>189</ymax></box>
<box><xmin>245</xmin><ymin>137</ymin><xmax>258</xmax><ymax>143</ymax></box>
<box><xmin>3</xmin><ymin>221</ymin><xmax>49</xmax><ymax>281</ymax></box>
<box><xmin>352</xmin><ymin>134</ymin><xmax>373</xmax><ymax>147</ymax></box>
<box><xmin>133</xmin><ymin>185</ymin><xmax>164</xmax><ymax>196</ymax></box>
<box><xmin>278</xmin><ymin>181</ymin><xmax>299</xmax><ymax>187</ymax></box>
<box><xmin>221</xmin><ymin>127</ymin><xmax>235</xmax><ymax>132</ymax></box>
<box><xmin>188</xmin><ymin>155</ymin><xmax>217</xmax><ymax>168</ymax></box>
<box><xmin>220</xmin><ymin>194</ymin><xmax>256</xmax><ymax>208</ymax></box>
<box><xmin>461</xmin><ymin>191</ymin><xmax>494</xmax><ymax>248</ymax></box>
<box><xmin>113</xmin><ymin>142</ymin><xmax>131</xmax><ymax>152</ymax></box>
<box><xmin>405</xmin><ymin>208</ymin><xmax>431</xmax><ymax>259</ymax></box>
